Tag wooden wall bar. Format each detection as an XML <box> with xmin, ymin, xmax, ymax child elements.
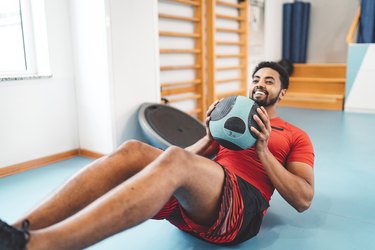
<box><xmin>206</xmin><ymin>0</ymin><xmax>249</xmax><ymax>105</ymax></box>
<box><xmin>158</xmin><ymin>0</ymin><xmax>206</xmax><ymax>121</ymax></box>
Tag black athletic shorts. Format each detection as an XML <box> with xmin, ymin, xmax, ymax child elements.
<box><xmin>231</xmin><ymin>175</ymin><xmax>270</xmax><ymax>244</ymax></box>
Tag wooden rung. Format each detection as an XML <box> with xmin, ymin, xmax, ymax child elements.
<box><xmin>160</xmin><ymin>48</ymin><xmax>201</xmax><ymax>54</ymax></box>
<box><xmin>216</xmin><ymin>65</ymin><xmax>244</xmax><ymax>71</ymax></box>
<box><xmin>160</xmin><ymin>64</ymin><xmax>201</xmax><ymax>70</ymax></box>
<box><xmin>159</xmin><ymin>13</ymin><xmax>200</xmax><ymax>22</ymax></box>
<box><xmin>164</xmin><ymin>94</ymin><xmax>201</xmax><ymax>103</ymax></box>
<box><xmin>216</xmin><ymin>54</ymin><xmax>244</xmax><ymax>58</ymax></box>
<box><xmin>162</xmin><ymin>0</ymin><xmax>200</xmax><ymax>6</ymax></box>
<box><xmin>161</xmin><ymin>79</ymin><xmax>201</xmax><ymax>87</ymax></box>
<box><xmin>216</xmin><ymin>1</ymin><xmax>244</xmax><ymax>9</ymax></box>
<box><xmin>216</xmin><ymin>27</ymin><xmax>243</xmax><ymax>33</ymax></box>
<box><xmin>216</xmin><ymin>41</ymin><xmax>244</xmax><ymax>46</ymax></box>
<box><xmin>216</xmin><ymin>89</ymin><xmax>246</xmax><ymax>99</ymax></box>
<box><xmin>216</xmin><ymin>77</ymin><xmax>242</xmax><ymax>83</ymax></box>
<box><xmin>159</xmin><ymin>31</ymin><xmax>200</xmax><ymax>38</ymax></box>
<box><xmin>216</xmin><ymin>14</ymin><xmax>244</xmax><ymax>21</ymax></box>
<box><xmin>161</xmin><ymin>86</ymin><xmax>196</xmax><ymax>96</ymax></box>
<box><xmin>290</xmin><ymin>77</ymin><xmax>346</xmax><ymax>83</ymax></box>
<box><xmin>186</xmin><ymin>108</ymin><xmax>202</xmax><ymax>115</ymax></box>
<box><xmin>287</xmin><ymin>92</ymin><xmax>344</xmax><ymax>99</ymax></box>
<box><xmin>284</xmin><ymin>92</ymin><xmax>344</xmax><ymax>103</ymax></box>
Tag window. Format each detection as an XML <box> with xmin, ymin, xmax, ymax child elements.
<box><xmin>0</xmin><ymin>0</ymin><xmax>51</xmax><ymax>81</ymax></box>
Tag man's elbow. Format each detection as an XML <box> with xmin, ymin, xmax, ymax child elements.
<box><xmin>295</xmin><ymin>199</ymin><xmax>312</xmax><ymax>213</ymax></box>
<box><xmin>295</xmin><ymin>187</ymin><xmax>314</xmax><ymax>213</ymax></box>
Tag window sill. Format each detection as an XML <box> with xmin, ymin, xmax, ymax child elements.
<box><xmin>0</xmin><ymin>74</ymin><xmax>52</xmax><ymax>82</ymax></box>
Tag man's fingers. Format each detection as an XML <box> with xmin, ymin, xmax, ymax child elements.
<box><xmin>205</xmin><ymin>116</ymin><xmax>211</xmax><ymax>127</ymax></box>
<box><xmin>253</xmin><ymin>114</ymin><xmax>267</xmax><ymax>132</ymax></box>
<box><xmin>206</xmin><ymin>99</ymin><xmax>220</xmax><ymax>116</ymax></box>
<box><xmin>256</xmin><ymin>107</ymin><xmax>271</xmax><ymax>130</ymax></box>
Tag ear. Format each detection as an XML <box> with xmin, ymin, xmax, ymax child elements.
<box><xmin>278</xmin><ymin>89</ymin><xmax>287</xmax><ymax>101</ymax></box>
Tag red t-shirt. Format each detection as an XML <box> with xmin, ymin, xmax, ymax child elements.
<box><xmin>214</xmin><ymin>117</ymin><xmax>314</xmax><ymax>202</ymax></box>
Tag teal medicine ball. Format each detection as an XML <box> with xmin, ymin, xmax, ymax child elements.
<box><xmin>209</xmin><ymin>96</ymin><xmax>260</xmax><ymax>150</ymax></box>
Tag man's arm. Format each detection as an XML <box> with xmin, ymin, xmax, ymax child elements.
<box><xmin>185</xmin><ymin>99</ymin><xmax>220</xmax><ymax>158</ymax></box>
<box><xmin>185</xmin><ymin>135</ymin><xmax>219</xmax><ymax>157</ymax></box>
<box><xmin>251</xmin><ymin>107</ymin><xmax>314</xmax><ymax>212</ymax></box>
<box><xmin>257</xmin><ymin>150</ymin><xmax>314</xmax><ymax>212</ymax></box>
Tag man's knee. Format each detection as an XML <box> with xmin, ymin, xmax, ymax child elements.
<box><xmin>116</xmin><ymin>140</ymin><xmax>144</xmax><ymax>154</ymax></box>
<box><xmin>164</xmin><ymin>146</ymin><xmax>189</xmax><ymax>161</ymax></box>
<box><xmin>106</xmin><ymin>140</ymin><xmax>149</xmax><ymax>163</ymax></box>
<box><xmin>158</xmin><ymin>146</ymin><xmax>195</xmax><ymax>172</ymax></box>
<box><xmin>114</xmin><ymin>140</ymin><xmax>163</xmax><ymax>166</ymax></box>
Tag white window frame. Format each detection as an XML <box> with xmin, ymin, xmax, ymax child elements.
<box><xmin>0</xmin><ymin>0</ymin><xmax>51</xmax><ymax>81</ymax></box>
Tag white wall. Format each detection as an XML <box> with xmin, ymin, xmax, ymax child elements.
<box><xmin>0</xmin><ymin>0</ymin><xmax>78</xmax><ymax>167</ymax></box>
<box><xmin>263</xmin><ymin>0</ymin><xmax>291</xmax><ymax>62</ymax></box>
<box><xmin>307</xmin><ymin>0</ymin><xmax>358</xmax><ymax>63</ymax></box>
<box><xmin>70</xmin><ymin>0</ymin><xmax>160</xmax><ymax>153</ymax></box>
<box><xmin>345</xmin><ymin>44</ymin><xmax>375</xmax><ymax>113</ymax></box>
<box><xmin>108</xmin><ymin>0</ymin><xmax>160</xmax><ymax>146</ymax></box>
<box><xmin>249</xmin><ymin>0</ymin><xmax>265</xmax><ymax>67</ymax></box>
<box><xmin>70</xmin><ymin>0</ymin><xmax>115</xmax><ymax>154</ymax></box>
<box><xmin>1</xmin><ymin>0</ymin><xmax>161</xmax><ymax>168</ymax></box>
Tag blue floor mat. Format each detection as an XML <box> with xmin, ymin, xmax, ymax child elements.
<box><xmin>1</xmin><ymin>107</ymin><xmax>375</xmax><ymax>249</ymax></box>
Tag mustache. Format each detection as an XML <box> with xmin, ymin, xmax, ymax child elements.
<box><xmin>253</xmin><ymin>86</ymin><xmax>269</xmax><ymax>95</ymax></box>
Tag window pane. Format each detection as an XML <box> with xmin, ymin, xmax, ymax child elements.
<box><xmin>0</xmin><ymin>0</ymin><xmax>26</xmax><ymax>72</ymax></box>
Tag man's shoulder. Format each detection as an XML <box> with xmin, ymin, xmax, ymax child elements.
<box><xmin>271</xmin><ymin>117</ymin><xmax>309</xmax><ymax>138</ymax></box>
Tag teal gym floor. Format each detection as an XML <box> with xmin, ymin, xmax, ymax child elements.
<box><xmin>1</xmin><ymin>107</ymin><xmax>375</xmax><ymax>250</ymax></box>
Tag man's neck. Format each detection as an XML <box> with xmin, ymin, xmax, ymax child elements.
<box><xmin>264</xmin><ymin>105</ymin><xmax>278</xmax><ymax>118</ymax></box>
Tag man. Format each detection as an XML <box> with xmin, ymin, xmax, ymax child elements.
<box><xmin>0</xmin><ymin>61</ymin><xmax>314</xmax><ymax>250</ymax></box>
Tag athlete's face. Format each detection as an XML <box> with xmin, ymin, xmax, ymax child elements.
<box><xmin>249</xmin><ymin>67</ymin><xmax>286</xmax><ymax>107</ymax></box>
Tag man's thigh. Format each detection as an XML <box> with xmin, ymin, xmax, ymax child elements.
<box><xmin>170</xmin><ymin>149</ymin><xmax>225</xmax><ymax>226</ymax></box>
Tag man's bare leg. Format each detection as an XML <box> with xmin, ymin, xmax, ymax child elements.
<box><xmin>26</xmin><ymin>146</ymin><xmax>225</xmax><ymax>250</ymax></box>
<box><xmin>13</xmin><ymin>140</ymin><xmax>163</xmax><ymax>230</ymax></box>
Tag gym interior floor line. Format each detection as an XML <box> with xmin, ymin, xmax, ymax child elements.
<box><xmin>1</xmin><ymin>107</ymin><xmax>374</xmax><ymax>250</ymax></box>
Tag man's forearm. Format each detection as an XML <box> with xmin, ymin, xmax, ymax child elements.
<box><xmin>258</xmin><ymin>149</ymin><xmax>314</xmax><ymax>212</ymax></box>
<box><xmin>185</xmin><ymin>135</ymin><xmax>218</xmax><ymax>157</ymax></box>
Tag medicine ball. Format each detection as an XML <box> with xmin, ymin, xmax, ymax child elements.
<box><xmin>209</xmin><ymin>96</ymin><xmax>260</xmax><ymax>150</ymax></box>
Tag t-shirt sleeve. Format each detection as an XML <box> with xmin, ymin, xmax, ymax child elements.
<box><xmin>287</xmin><ymin>130</ymin><xmax>315</xmax><ymax>167</ymax></box>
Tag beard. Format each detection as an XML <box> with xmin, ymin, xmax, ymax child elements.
<box><xmin>254</xmin><ymin>95</ymin><xmax>279</xmax><ymax>107</ymax></box>
<box><xmin>250</xmin><ymin>88</ymin><xmax>282</xmax><ymax>107</ymax></box>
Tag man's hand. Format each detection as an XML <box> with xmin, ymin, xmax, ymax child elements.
<box><xmin>205</xmin><ymin>99</ymin><xmax>220</xmax><ymax>140</ymax></box>
<box><xmin>250</xmin><ymin>106</ymin><xmax>272</xmax><ymax>154</ymax></box>
<box><xmin>185</xmin><ymin>100</ymin><xmax>220</xmax><ymax>157</ymax></box>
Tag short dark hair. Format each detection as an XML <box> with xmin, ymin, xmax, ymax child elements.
<box><xmin>252</xmin><ymin>61</ymin><xmax>289</xmax><ymax>89</ymax></box>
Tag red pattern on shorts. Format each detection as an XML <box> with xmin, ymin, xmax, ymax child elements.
<box><xmin>152</xmin><ymin>168</ymin><xmax>244</xmax><ymax>244</ymax></box>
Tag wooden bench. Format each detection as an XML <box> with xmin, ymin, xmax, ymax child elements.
<box><xmin>280</xmin><ymin>64</ymin><xmax>346</xmax><ymax>110</ymax></box>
